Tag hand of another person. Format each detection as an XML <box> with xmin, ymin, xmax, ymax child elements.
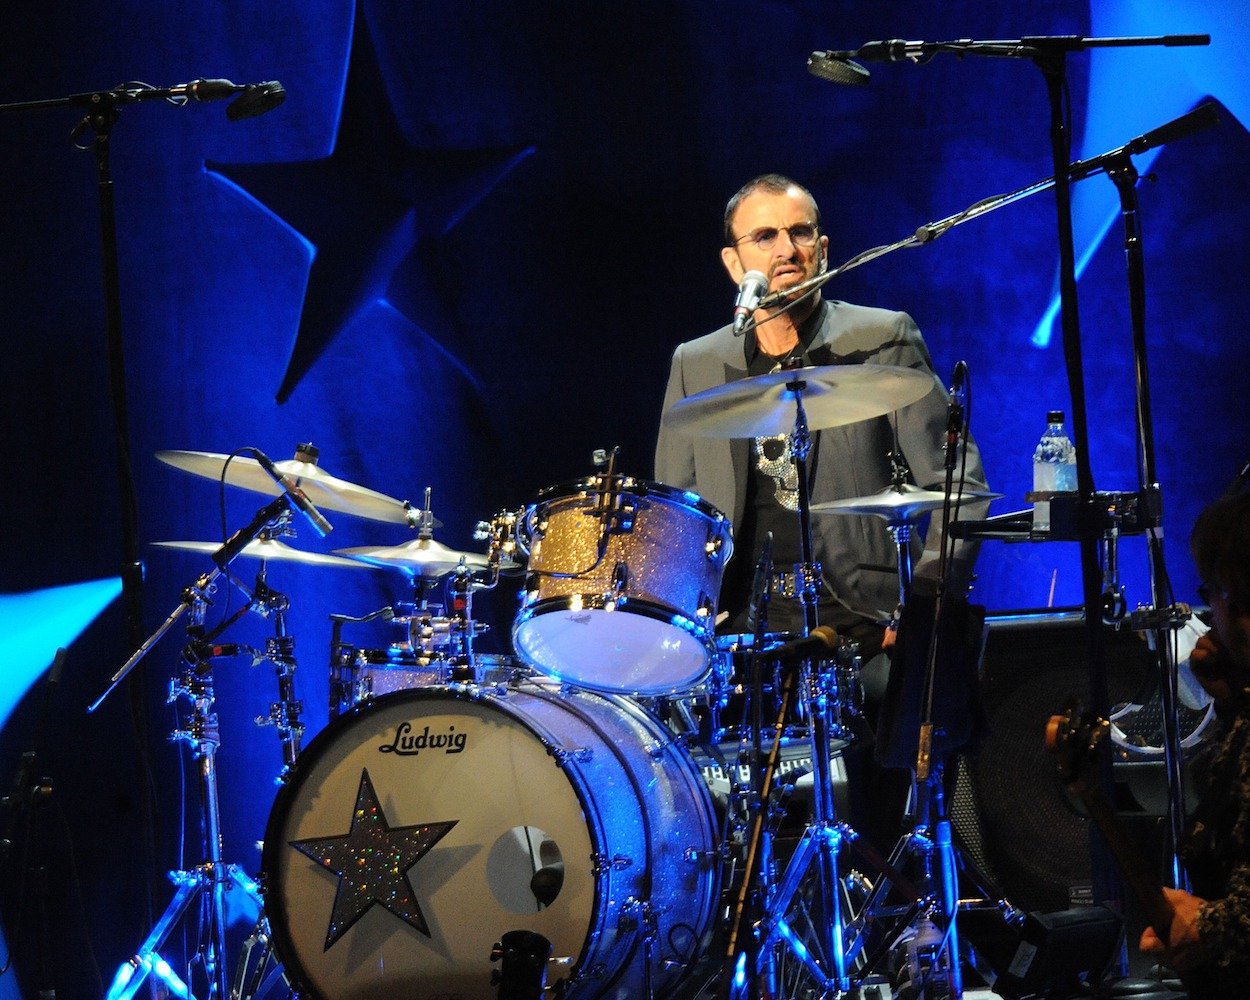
<box><xmin>1138</xmin><ymin>887</ymin><xmax>1209</xmax><ymax>974</ymax></box>
<box><xmin>1189</xmin><ymin>632</ymin><xmax>1239</xmax><ymax>710</ymax></box>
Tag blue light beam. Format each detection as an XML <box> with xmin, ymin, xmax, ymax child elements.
<box><xmin>0</xmin><ymin>577</ymin><xmax>122</xmax><ymax>729</ymax></box>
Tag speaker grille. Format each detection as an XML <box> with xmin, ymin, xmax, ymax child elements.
<box><xmin>969</xmin><ymin>612</ymin><xmax>1154</xmax><ymax>912</ymax></box>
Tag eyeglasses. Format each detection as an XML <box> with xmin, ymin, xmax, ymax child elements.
<box><xmin>1197</xmin><ymin>582</ymin><xmax>1228</xmax><ymax>605</ymax></box>
<box><xmin>732</xmin><ymin>223</ymin><xmax>819</xmax><ymax>251</ymax></box>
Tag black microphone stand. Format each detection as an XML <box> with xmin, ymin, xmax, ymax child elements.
<box><xmin>1101</xmin><ymin>141</ymin><xmax>1196</xmax><ymax>889</ymax></box>
<box><xmin>832</xmin><ymin>29</ymin><xmax>1210</xmax><ymax>941</ymax></box>
<box><xmin>1021</xmin><ymin>35</ymin><xmax>1208</xmax><ymax>923</ymax></box>
<box><xmin>0</xmin><ymin>78</ymin><xmax>280</xmax><ymax>656</ymax></box>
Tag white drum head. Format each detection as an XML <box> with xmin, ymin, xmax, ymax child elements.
<box><xmin>514</xmin><ymin>610</ymin><xmax>710</xmax><ymax>695</ymax></box>
<box><xmin>264</xmin><ymin>691</ymin><xmax>594</xmax><ymax>999</ymax></box>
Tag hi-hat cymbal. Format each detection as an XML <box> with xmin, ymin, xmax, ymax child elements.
<box><xmin>811</xmin><ymin>483</ymin><xmax>1002</xmax><ymax>523</ymax></box>
<box><xmin>663</xmin><ymin>364</ymin><xmax>934</xmax><ymax>438</ymax></box>
<box><xmin>155</xmin><ymin>450</ymin><xmax>430</xmax><ymax>526</ymax></box>
<box><xmin>153</xmin><ymin>538</ymin><xmax>373</xmax><ymax>569</ymax></box>
<box><xmin>334</xmin><ymin>538</ymin><xmax>497</xmax><ymax>577</ymax></box>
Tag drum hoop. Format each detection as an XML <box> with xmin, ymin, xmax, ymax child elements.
<box><xmin>515</xmin><ymin>595</ymin><xmax>716</xmax><ymax>638</ymax></box>
<box><xmin>532</xmin><ymin>476</ymin><xmax>731</xmax><ymax>528</ymax></box>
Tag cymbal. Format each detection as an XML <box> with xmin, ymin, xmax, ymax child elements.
<box><xmin>663</xmin><ymin>364</ymin><xmax>934</xmax><ymax>438</ymax></box>
<box><xmin>334</xmin><ymin>538</ymin><xmax>498</xmax><ymax>577</ymax></box>
<box><xmin>155</xmin><ymin>450</ymin><xmax>430</xmax><ymax>526</ymax></box>
<box><xmin>153</xmin><ymin>538</ymin><xmax>373</xmax><ymax>569</ymax></box>
<box><xmin>810</xmin><ymin>483</ymin><xmax>1002</xmax><ymax>523</ymax></box>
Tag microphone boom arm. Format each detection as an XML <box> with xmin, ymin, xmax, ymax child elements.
<box><xmin>752</xmin><ymin>102</ymin><xmax>1220</xmax><ymax>320</ymax></box>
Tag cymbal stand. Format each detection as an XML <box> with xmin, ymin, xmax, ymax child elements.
<box><xmin>847</xmin><ymin>423</ymin><xmax>981</xmax><ymax>998</ymax></box>
<box><xmin>835</xmin><ymin>518</ymin><xmax>953</xmax><ymax>997</ymax></box>
<box><xmin>723</xmin><ymin>375</ymin><xmax>855</xmax><ymax>998</ymax></box>
<box><xmin>247</xmin><ymin>565</ymin><xmax>304</xmax><ymax>774</ymax></box>
<box><xmin>105</xmin><ymin>597</ymin><xmax>262</xmax><ymax>1000</ymax></box>
<box><xmin>101</xmin><ymin>497</ymin><xmax>294</xmax><ymax>1000</ymax></box>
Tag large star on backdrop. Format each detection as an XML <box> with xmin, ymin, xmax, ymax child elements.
<box><xmin>208</xmin><ymin>5</ymin><xmax>533</xmax><ymax>402</ymax></box>
<box><xmin>291</xmin><ymin>767</ymin><xmax>457</xmax><ymax>949</ymax></box>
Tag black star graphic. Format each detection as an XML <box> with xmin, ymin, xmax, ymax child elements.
<box><xmin>291</xmin><ymin>768</ymin><xmax>457</xmax><ymax>949</ymax></box>
<box><xmin>207</xmin><ymin>5</ymin><xmax>532</xmax><ymax>402</ymax></box>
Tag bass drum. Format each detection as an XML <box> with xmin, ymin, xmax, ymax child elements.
<box><xmin>262</xmin><ymin>683</ymin><xmax>720</xmax><ymax>1000</ymax></box>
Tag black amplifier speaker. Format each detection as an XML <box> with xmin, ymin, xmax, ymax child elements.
<box><xmin>951</xmin><ymin>609</ymin><xmax>1173</xmax><ymax>915</ymax></box>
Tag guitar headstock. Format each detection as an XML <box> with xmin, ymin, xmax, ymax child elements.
<box><xmin>1044</xmin><ymin>703</ymin><xmax>1111</xmax><ymax>785</ymax></box>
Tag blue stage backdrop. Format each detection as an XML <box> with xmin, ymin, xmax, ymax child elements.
<box><xmin>0</xmin><ymin>1</ymin><xmax>1247</xmax><ymax>994</ymax></box>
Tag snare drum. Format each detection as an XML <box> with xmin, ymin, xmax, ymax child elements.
<box><xmin>513</xmin><ymin>477</ymin><xmax>732</xmax><ymax>696</ymax></box>
<box><xmin>330</xmin><ymin>645</ymin><xmax>524</xmax><ymax>716</ymax></box>
<box><xmin>262</xmin><ymin>683</ymin><xmax>719</xmax><ymax>999</ymax></box>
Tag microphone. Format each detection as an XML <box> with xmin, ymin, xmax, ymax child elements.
<box><xmin>227</xmin><ymin>80</ymin><xmax>286</xmax><ymax>121</ymax></box>
<box><xmin>764</xmin><ymin>625</ymin><xmax>840</xmax><ymax>663</ymax></box>
<box><xmin>732</xmin><ymin>270</ymin><xmax>769</xmax><ymax>334</ymax></box>
<box><xmin>854</xmin><ymin>39</ymin><xmax>920</xmax><ymax>62</ymax></box>
<box><xmin>254</xmin><ymin>451</ymin><xmax>333</xmax><ymax>537</ymax></box>
<box><xmin>807</xmin><ymin>51</ymin><xmax>870</xmax><ymax>86</ymax></box>
<box><xmin>170</xmin><ymin>78</ymin><xmax>240</xmax><ymax>103</ymax></box>
<box><xmin>944</xmin><ymin>361</ymin><xmax>967</xmax><ymax>473</ymax></box>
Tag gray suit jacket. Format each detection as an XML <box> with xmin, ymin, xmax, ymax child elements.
<box><xmin>655</xmin><ymin>299</ymin><xmax>988</xmax><ymax>621</ymax></box>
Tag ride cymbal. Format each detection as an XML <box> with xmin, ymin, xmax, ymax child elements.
<box><xmin>662</xmin><ymin>363</ymin><xmax>934</xmax><ymax>438</ymax></box>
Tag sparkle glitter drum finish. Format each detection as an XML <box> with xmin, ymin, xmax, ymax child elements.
<box><xmin>513</xmin><ymin>477</ymin><xmax>733</xmax><ymax>696</ymax></box>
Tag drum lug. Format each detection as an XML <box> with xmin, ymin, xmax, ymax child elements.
<box><xmin>550</xmin><ymin>745</ymin><xmax>594</xmax><ymax>765</ymax></box>
<box><xmin>696</xmin><ymin>591</ymin><xmax>714</xmax><ymax>623</ymax></box>
<box><xmin>682</xmin><ymin>847</ymin><xmax>718</xmax><ymax>868</ymax></box>
<box><xmin>590</xmin><ymin>852</ymin><xmax>633</xmax><ymax>874</ymax></box>
<box><xmin>704</xmin><ymin>526</ymin><xmax>726</xmax><ymax>563</ymax></box>
<box><xmin>618</xmin><ymin>897</ymin><xmax>656</xmax><ymax>937</ymax></box>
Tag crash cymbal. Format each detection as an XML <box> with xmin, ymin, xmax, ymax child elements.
<box><xmin>334</xmin><ymin>538</ymin><xmax>497</xmax><ymax>577</ymax></box>
<box><xmin>155</xmin><ymin>450</ymin><xmax>432</xmax><ymax>526</ymax></box>
<box><xmin>810</xmin><ymin>483</ymin><xmax>1002</xmax><ymax>523</ymax></box>
<box><xmin>153</xmin><ymin>538</ymin><xmax>373</xmax><ymax>569</ymax></box>
<box><xmin>663</xmin><ymin>363</ymin><xmax>934</xmax><ymax>438</ymax></box>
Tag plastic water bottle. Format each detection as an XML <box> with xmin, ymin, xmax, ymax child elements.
<box><xmin>1032</xmin><ymin>410</ymin><xmax>1077</xmax><ymax>533</ymax></box>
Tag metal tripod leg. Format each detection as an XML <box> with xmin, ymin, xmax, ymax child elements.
<box><xmin>744</xmin><ymin>657</ymin><xmax>856</xmax><ymax>997</ymax></box>
<box><xmin>842</xmin><ymin>765</ymin><xmax>981</xmax><ymax>999</ymax></box>
<box><xmin>106</xmin><ymin>870</ymin><xmax>202</xmax><ymax>1000</ymax></box>
<box><xmin>106</xmin><ymin>862</ymin><xmax>266</xmax><ymax>1000</ymax></box>
<box><xmin>232</xmin><ymin>898</ymin><xmax>288</xmax><ymax>1000</ymax></box>
<box><xmin>108</xmin><ymin>655</ymin><xmax>234</xmax><ymax>1000</ymax></box>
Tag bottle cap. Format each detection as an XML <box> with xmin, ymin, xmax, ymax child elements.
<box><xmin>1046</xmin><ymin>410</ymin><xmax>1064</xmax><ymax>423</ymax></box>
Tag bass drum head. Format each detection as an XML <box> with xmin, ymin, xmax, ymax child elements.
<box><xmin>262</xmin><ymin>684</ymin><xmax>718</xmax><ymax>1000</ymax></box>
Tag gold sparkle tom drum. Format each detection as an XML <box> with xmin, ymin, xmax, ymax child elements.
<box><xmin>512</xmin><ymin>477</ymin><xmax>732</xmax><ymax>696</ymax></box>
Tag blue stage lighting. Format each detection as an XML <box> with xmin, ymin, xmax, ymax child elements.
<box><xmin>0</xmin><ymin>577</ymin><xmax>121</xmax><ymax>729</ymax></box>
